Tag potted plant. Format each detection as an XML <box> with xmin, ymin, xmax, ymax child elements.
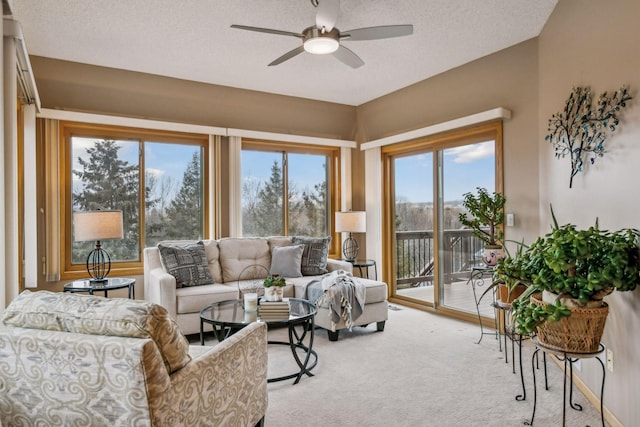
<box><xmin>487</xmin><ymin>243</ymin><xmax>529</xmax><ymax>304</ymax></box>
<box><xmin>505</xmin><ymin>208</ymin><xmax>640</xmax><ymax>352</ymax></box>
<box><xmin>263</xmin><ymin>274</ymin><xmax>286</xmax><ymax>302</ymax></box>
<box><xmin>459</xmin><ymin>187</ymin><xmax>506</xmax><ymax>266</ymax></box>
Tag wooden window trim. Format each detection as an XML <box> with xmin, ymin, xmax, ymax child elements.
<box><xmin>59</xmin><ymin>121</ymin><xmax>209</xmax><ymax>279</ymax></box>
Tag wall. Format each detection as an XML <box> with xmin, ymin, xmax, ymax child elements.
<box><xmin>30</xmin><ymin>56</ymin><xmax>357</xmax><ymax>141</ymax></box>
<box><xmin>357</xmin><ymin>38</ymin><xmax>542</xmax><ymax>252</ymax></box>
<box><xmin>538</xmin><ymin>0</ymin><xmax>640</xmax><ymax>425</ymax></box>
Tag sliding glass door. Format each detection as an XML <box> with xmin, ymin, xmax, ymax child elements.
<box><xmin>384</xmin><ymin>122</ymin><xmax>502</xmax><ymax>320</ymax></box>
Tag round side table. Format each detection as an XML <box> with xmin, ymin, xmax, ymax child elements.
<box><xmin>64</xmin><ymin>277</ymin><xmax>136</xmax><ymax>299</ymax></box>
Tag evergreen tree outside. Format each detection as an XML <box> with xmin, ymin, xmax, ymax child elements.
<box><xmin>72</xmin><ymin>138</ymin><xmax>139</xmax><ymax>262</ymax></box>
<box><xmin>253</xmin><ymin>160</ymin><xmax>284</xmax><ymax>236</ymax></box>
<box><xmin>163</xmin><ymin>151</ymin><xmax>203</xmax><ymax>240</ymax></box>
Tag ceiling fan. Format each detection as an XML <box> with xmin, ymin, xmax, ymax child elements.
<box><xmin>231</xmin><ymin>0</ymin><xmax>413</xmax><ymax>68</ymax></box>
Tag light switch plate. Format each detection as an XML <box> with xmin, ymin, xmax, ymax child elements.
<box><xmin>506</xmin><ymin>213</ymin><xmax>515</xmax><ymax>227</ymax></box>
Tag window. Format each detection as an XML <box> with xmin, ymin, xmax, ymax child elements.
<box><xmin>241</xmin><ymin>140</ymin><xmax>339</xmax><ymax>242</ymax></box>
<box><xmin>61</xmin><ymin>122</ymin><xmax>209</xmax><ymax>278</ymax></box>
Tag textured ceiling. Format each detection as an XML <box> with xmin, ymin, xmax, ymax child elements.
<box><xmin>11</xmin><ymin>0</ymin><xmax>557</xmax><ymax>106</ymax></box>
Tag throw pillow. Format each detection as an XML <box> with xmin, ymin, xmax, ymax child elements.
<box><xmin>292</xmin><ymin>236</ymin><xmax>331</xmax><ymax>276</ymax></box>
<box><xmin>269</xmin><ymin>244</ymin><xmax>304</xmax><ymax>278</ymax></box>
<box><xmin>158</xmin><ymin>241</ymin><xmax>213</xmax><ymax>288</ymax></box>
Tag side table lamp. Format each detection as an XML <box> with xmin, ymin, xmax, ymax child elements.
<box><xmin>73</xmin><ymin>210</ymin><xmax>124</xmax><ymax>284</ymax></box>
<box><xmin>335</xmin><ymin>211</ymin><xmax>366</xmax><ymax>261</ymax></box>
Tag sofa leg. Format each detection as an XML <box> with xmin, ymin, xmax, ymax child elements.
<box><xmin>328</xmin><ymin>330</ymin><xmax>339</xmax><ymax>341</ymax></box>
<box><xmin>255</xmin><ymin>416</ymin><xmax>265</xmax><ymax>427</ymax></box>
<box><xmin>376</xmin><ymin>321</ymin><xmax>386</xmax><ymax>332</ymax></box>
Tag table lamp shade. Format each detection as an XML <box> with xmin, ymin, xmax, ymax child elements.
<box><xmin>73</xmin><ymin>210</ymin><xmax>124</xmax><ymax>242</ymax></box>
<box><xmin>335</xmin><ymin>211</ymin><xmax>366</xmax><ymax>233</ymax></box>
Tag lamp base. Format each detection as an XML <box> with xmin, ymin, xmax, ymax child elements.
<box><xmin>89</xmin><ymin>278</ymin><xmax>108</xmax><ymax>286</ymax></box>
<box><xmin>86</xmin><ymin>242</ymin><xmax>112</xmax><ymax>284</ymax></box>
<box><xmin>342</xmin><ymin>235</ymin><xmax>359</xmax><ymax>261</ymax></box>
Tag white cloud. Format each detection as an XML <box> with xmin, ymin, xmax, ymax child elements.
<box><xmin>446</xmin><ymin>141</ymin><xmax>494</xmax><ymax>164</ymax></box>
<box><xmin>146</xmin><ymin>168</ymin><xmax>165</xmax><ymax>178</ymax></box>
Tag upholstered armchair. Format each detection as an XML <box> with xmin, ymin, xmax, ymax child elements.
<box><xmin>0</xmin><ymin>291</ymin><xmax>268</xmax><ymax>427</ymax></box>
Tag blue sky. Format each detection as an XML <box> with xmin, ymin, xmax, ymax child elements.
<box><xmin>241</xmin><ymin>150</ymin><xmax>327</xmax><ymax>195</ymax></box>
<box><xmin>394</xmin><ymin>141</ymin><xmax>496</xmax><ymax>203</ymax></box>
<box><xmin>72</xmin><ymin>137</ymin><xmax>199</xmax><ymax>201</ymax></box>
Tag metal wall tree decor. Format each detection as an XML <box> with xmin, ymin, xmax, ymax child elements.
<box><xmin>545</xmin><ymin>85</ymin><xmax>632</xmax><ymax>188</ymax></box>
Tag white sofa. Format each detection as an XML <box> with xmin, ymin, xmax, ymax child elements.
<box><xmin>144</xmin><ymin>237</ymin><xmax>388</xmax><ymax>341</ymax></box>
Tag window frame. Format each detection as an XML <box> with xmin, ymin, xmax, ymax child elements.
<box><xmin>59</xmin><ymin>121</ymin><xmax>210</xmax><ymax>279</ymax></box>
<box><xmin>382</xmin><ymin>120</ymin><xmax>504</xmax><ymax>309</ymax></box>
<box><xmin>241</xmin><ymin>139</ymin><xmax>342</xmax><ymax>257</ymax></box>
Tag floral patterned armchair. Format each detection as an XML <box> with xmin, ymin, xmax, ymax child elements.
<box><xmin>0</xmin><ymin>291</ymin><xmax>268</xmax><ymax>427</ymax></box>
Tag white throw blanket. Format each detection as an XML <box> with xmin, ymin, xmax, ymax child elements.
<box><xmin>308</xmin><ymin>270</ymin><xmax>366</xmax><ymax>331</ymax></box>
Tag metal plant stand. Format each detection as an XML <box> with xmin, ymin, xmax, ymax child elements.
<box><xmin>526</xmin><ymin>338</ymin><xmax>605</xmax><ymax>427</ymax></box>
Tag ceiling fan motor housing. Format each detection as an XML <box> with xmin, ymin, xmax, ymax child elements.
<box><xmin>303</xmin><ymin>27</ymin><xmax>340</xmax><ymax>54</ymax></box>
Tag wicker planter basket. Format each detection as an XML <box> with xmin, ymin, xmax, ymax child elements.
<box><xmin>531</xmin><ymin>293</ymin><xmax>609</xmax><ymax>353</ymax></box>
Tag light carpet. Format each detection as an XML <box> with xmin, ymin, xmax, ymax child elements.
<box><xmin>196</xmin><ymin>305</ymin><xmax>607</xmax><ymax>427</ymax></box>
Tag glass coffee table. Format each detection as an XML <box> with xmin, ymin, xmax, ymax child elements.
<box><xmin>199</xmin><ymin>298</ymin><xmax>318</xmax><ymax>384</ymax></box>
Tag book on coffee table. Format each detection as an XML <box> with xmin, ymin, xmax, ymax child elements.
<box><xmin>258</xmin><ymin>299</ymin><xmax>290</xmax><ymax>319</ymax></box>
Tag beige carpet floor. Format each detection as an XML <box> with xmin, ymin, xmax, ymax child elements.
<box><xmin>195</xmin><ymin>305</ymin><xmax>607</xmax><ymax>427</ymax></box>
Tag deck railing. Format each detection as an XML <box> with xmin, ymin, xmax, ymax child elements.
<box><xmin>395</xmin><ymin>228</ymin><xmax>486</xmax><ymax>289</ymax></box>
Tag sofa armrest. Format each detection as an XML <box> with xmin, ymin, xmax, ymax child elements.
<box><xmin>146</xmin><ymin>266</ymin><xmax>178</xmax><ymax>319</ymax></box>
<box><xmin>327</xmin><ymin>258</ymin><xmax>353</xmax><ymax>274</ymax></box>
<box><xmin>153</xmin><ymin>322</ymin><xmax>268</xmax><ymax>426</ymax></box>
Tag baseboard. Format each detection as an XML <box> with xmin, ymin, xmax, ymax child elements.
<box><xmin>549</xmin><ymin>357</ymin><xmax>623</xmax><ymax>427</ymax></box>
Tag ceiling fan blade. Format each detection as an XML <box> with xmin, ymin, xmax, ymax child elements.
<box><xmin>341</xmin><ymin>24</ymin><xmax>413</xmax><ymax>41</ymax></box>
<box><xmin>268</xmin><ymin>46</ymin><xmax>306</xmax><ymax>66</ymax></box>
<box><xmin>316</xmin><ymin>0</ymin><xmax>340</xmax><ymax>32</ymax></box>
<box><xmin>332</xmin><ymin>45</ymin><xmax>364</xmax><ymax>69</ymax></box>
<box><xmin>231</xmin><ymin>24</ymin><xmax>303</xmax><ymax>39</ymax></box>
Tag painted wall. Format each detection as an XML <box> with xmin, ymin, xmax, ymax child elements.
<box><xmin>31</xmin><ymin>56</ymin><xmax>357</xmax><ymax>141</ymax></box>
<box><xmin>538</xmin><ymin>1</ymin><xmax>640</xmax><ymax>425</ymax></box>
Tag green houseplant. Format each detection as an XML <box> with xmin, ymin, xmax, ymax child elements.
<box><xmin>263</xmin><ymin>274</ymin><xmax>286</xmax><ymax>302</ymax></box>
<box><xmin>459</xmin><ymin>187</ymin><xmax>506</xmax><ymax>266</ymax></box>
<box><xmin>505</xmin><ymin>208</ymin><xmax>640</xmax><ymax>352</ymax></box>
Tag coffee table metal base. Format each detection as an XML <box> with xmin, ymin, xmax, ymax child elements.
<box><xmin>199</xmin><ymin>298</ymin><xmax>318</xmax><ymax>385</ymax></box>
<box><xmin>267</xmin><ymin>317</ymin><xmax>317</xmax><ymax>384</ymax></box>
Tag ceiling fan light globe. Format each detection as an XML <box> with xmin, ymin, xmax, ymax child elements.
<box><xmin>304</xmin><ymin>37</ymin><xmax>339</xmax><ymax>54</ymax></box>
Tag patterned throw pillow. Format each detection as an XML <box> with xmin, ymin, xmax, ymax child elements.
<box><xmin>158</xmin><ymin>241</ymin><xmax>213</xmax><ymax>287</ymax></box>
<box><xmin>292</xmin><ymin>236</ymin><xmax>331</xmax><ymax>276</ymax></box>
<box><xmin>269</xmin><ymin>244</ymin><xmax>304</xmax><ymax>278</ymax></box>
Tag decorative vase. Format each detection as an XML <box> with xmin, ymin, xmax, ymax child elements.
<box><xmin>482</xmin><ymin>246</ymin><xmax>505</xmax><ymax>267</ymax></box>
<box><xmin>531</xmin><ymin>293</ymin><xmax>608</xmax><ymax>353</ymax></box>
<box><xmin>264</xmin><ymin>286</ymin><xmax>284</xmax><ymax>302</ymax></box>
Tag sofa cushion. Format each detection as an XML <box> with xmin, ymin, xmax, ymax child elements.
<box><xmin>202</xmin><ymin>239</ymin><xmax>224</xmax><ymax>283</ymax></box>
<box><xmin>158</xmin><ymin>241</ymin><xmax>214</xmax><ymax>288</ymax></box>
<box><xmin>176</xmin><ymin>283</ymin><xmax>239</xmax><ymax>314</ymax></box>
<box><xmin>218</xmin><ymin>238</ymin><xmax>271</xmax><ymax>283</ymax></box>
<box><xmin>2</xmin><ymin>290</ymin><xmax>191</xmax><ymax>374</ymax></box>
<box><xmin>269</xmin><ymin>244</ymin><xmax>304</xmax><ymax>278</ymax></box>
<box><xmin>292</xmin><ymin>236</ymin><xmax>331</xmax><ymax>276</ymax></box>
